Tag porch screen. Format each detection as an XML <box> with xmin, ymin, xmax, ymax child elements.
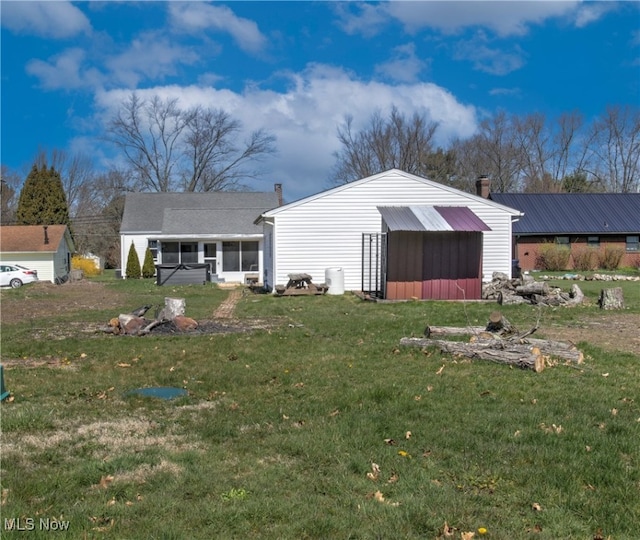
<box><xmin>222</xmin><ymin>241</ymin><xmax>259</xmax><ymax>271</ymax></box>
<box><xmin>161</xmin><ymin>242</ymin><xmax>198</xmax><ymax>264</ymax></box>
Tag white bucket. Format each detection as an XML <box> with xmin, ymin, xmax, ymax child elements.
<box><xmin>325</xmin><ymin>267</ymin><xmax>345</xmax><ymax>295</ymax></box>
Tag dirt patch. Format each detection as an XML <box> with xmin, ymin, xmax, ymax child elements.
<box><xmin>0</xmin><ymin>280</ymin><xmax>128</xmax><ymax>324</ymax></box>
<box><xmin>540</xmin><ymin>312</ymin><xmax>640</xmax><ymax>357</ymax></box>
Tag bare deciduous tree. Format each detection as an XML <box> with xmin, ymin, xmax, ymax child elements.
<box><xmin>72</xmin><ymin>168</ymin><xmax>131</xmax><ymax>267</ymax></box>
<box><xmin>452</xmin><ymin>111</ymin><xmax>523</xmax><ymax>193</ymax></box>
<box><xmin>581</xmin><ymin>105</ymin><xmax>640</xmax><ymax>193</ymax></box>
<box><xmin>0</xmin><ymin>165</ymin><xmax>20</xmax><ymax>224</ymax></box>
<box><xmin>331</xmin><ymin>106</ymin><xmax>439</xmax><ymax>184</ymax></box>
<box><xmin>107</xmin><ymin>93</ymin><xmax>275</xmax><ymax>192</ymax></box>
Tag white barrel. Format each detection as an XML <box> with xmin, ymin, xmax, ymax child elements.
<box><xmin>325</xmin><ymin>267</ymin><xmax>345</xmax><ymax>295</ymax></box>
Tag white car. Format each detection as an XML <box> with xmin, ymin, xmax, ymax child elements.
<box><xmin>0</xmin><ymin>264</ymin><xmax>39</xmax><ymax>288</ymax></box>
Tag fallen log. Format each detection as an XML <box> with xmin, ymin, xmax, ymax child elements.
<box><xmin>424</xmin><ymin>325</ymin><xmax>485</xmax><ymax>338</ymax></box>
<box><xmin>515</xmin><ymin>281</ymin><xmax>549</xmax><ymax>296</ymax></box>
<box><xmin>498</xmin><ymin>292</ymin><xmax>527</xmax><ymax>305</ymax></box>
<box><xmin>471</xmin><ymin>336</ymin><xmax>584</xmax><ymax>364</ymax></box>
<box><xmin>399</xmin><ymin>337</ymin><xmax>545</xmax><ymax>372</ymax></box>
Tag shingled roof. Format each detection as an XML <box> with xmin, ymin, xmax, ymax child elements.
<box><xmin>120</xmin><ymin>192</ymin><xmax>280</xmax><ymax>235</ymax></box>
<box><xmin>0</xmin><ymin>224</ymin><xmax>73</xmax><ymax>253</ymax></box>
<box><xmin>490</xmin><ymin>193</ymin><xmax>640</xmax><ymax>235</ymax></box>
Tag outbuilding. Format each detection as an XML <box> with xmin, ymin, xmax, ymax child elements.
<box><xmin>258</xmin><ymin>169</ymin><xmax>522</xmax><ymax>300</ymax></box>
<box><xmin>0</xmin><ymin>224</ymin><xmax>75</xmax><ymax>284</ymax></box>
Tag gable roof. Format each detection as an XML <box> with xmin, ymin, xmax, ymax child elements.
<box><xmin>0</xmin><ymin>224</ymin><xmax>74</xmax><ymax>253</ymax></box>
<box><xmin>120</xmin><ymin>191</ymin><xmax>280</xmax><ymax>235</ymax></box>
<box><xmin>378</xmin><ymin>206</ymin><xmax>491</xmax><ymax>232</ymax></box>
<box><xmin>261</xmin><ymin>169</ymin><xmax>522</xmax><ymax>218</ymax></box>
<box><xmin>490</xmin><ymin>193</ymin><xmax>640</xmax><ymax>235</ymax></box>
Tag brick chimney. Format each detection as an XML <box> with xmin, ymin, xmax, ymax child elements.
<box><xmin>43</xmin><ymin>226</ymin><xmax>49</xmax><ymax>245</ymax></box>
<box><xmin>476</xmin><ymin>175</ymin><xmax>490</xmax><ymax>198</ymax></box>
<box><xmin>274</xmin><ymin>183</ymin><xmax>283</xmax><ymax>206</ymax></box>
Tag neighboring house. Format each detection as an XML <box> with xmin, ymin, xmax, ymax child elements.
<box><xmin>0</xmin><ymin>224</ymin><xmax>75</xmax><ymax>283</ymax></box>
<box><xmin>258</xmin><ymin>169</ymin><xmax>523</xmax><ymax>300</ymax></box>
<box><xmin>489</xmin><ymin>192</ymin><xmax>640</xmax><ymax>271</ymax></box>
<box><xmin>119</xmin><ymin>187</ymin><xmax>282</xmax><ymax>283</ymax></box>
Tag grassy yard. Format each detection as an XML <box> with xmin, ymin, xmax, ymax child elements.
<box><xmin>0</xmin><ymin>274</ymin><xmax>639</xmax><ymax>539</ymax></box>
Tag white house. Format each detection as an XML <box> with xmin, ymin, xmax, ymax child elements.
<box><xmin>258</xmin><ymin>169</ymin><xmax>522</xmax><ymax>300</ymax></box>
<box><xmin>0</xmin><ymin>224</ymin><xmax>75</xmax><ymax>283</ymax></box>
<box><xmin>119</xmin><ymin>188</ymin><xmax>282</xmax><ymax>283</ymax></box>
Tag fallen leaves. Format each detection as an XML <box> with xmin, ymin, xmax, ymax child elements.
<box><xmin>539</xmin><ymin>423</ymin><xmax>563</xmax><ymax>434</ymax></box>
<box><xmin>366</xmin><ymin>463</ymin><xmax>381</xmax><ymax>481</ymax></box>
<box><xmin>366</xmin><ymin>490</ymin><xmax>400</xmax><ymax>507</ymax></box>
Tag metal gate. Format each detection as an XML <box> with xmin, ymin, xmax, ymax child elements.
<box><xmin>361</xmin><ymin>233</ymin><xmax>387</xmax><ymax>299</ymax></box>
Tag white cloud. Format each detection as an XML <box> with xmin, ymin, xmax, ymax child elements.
<box><xmin>1</xmin><ymin>1</ymin><xmax>91</xmax><ymax>39</ymax></box>
<box><xmin>104</xmin><ymin>32</ymin><xmax>200</xmax><ymax>87</ymax></box>
<box><xmin>95</xmin><ymin>64</ymin><xmax>478</xmax><ymax>200</ymax></box>
<box><xmin>25</xmin><ymin>32</ymin><xmax>200</xmax><ymax>91</ymax></box>
<box><xmin>573</xmin><ymin>2</ymin><xmax>615</xmax><ymax>28</ymax></box>
<box><xmin>334</xmin><ymin>2</ymin><xmax>391</xmax><ymax>38</ymax></box>
<box><xmin>489</xmin><ymin>87</ymin><xmax>522</xmax><ymax>98</ymax></box>
<box><xmin>26</xmin><ymin>48</ymin><xmax>103</xmax><ymax>90</ymax></box>
<box><xmin>375</xmin><ymin>43</ymin><xmax>429</xmax><ymax>83</ymax></box>
<box><xmin>168</xmin><ymin>3</ymin><xmax>268</xmax><ymax>55</ymax></box>
<box><xmin>339</xmin><ymin>1</ymin><xmax>580</xmax><ymax>37</ymax></box>
<box><xmin>454</xmin><ymin>33</ymin><xmax>526</xmax><ymax>75</ymax></box>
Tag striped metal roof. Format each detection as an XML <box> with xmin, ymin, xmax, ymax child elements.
<box><xmin>490</xmin><ymin>193</ymin><xmax>640</xmax><ymax>234</ymax></box>
<box><xmin>377</xmin><ymin>206</ymin><xmax>491</xmax><ymax>232</ymax></box>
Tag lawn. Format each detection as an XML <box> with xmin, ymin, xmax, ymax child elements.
<box><xmin>1</xmin><ymin>274</ymin><xmax>639</xmax><ymax>539</ymax></box>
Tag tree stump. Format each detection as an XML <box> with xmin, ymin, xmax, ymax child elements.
<box><xmin>485</xmin><ymin>311</ymin><xmax>515</xmax><ymax>335</ymax></box>
<box><xmin>598</xmin><ymin>287</ymin><xmax>624</xmax><ymax>310</ymax></box>
<box><xmin>158</xmin><ymin>297</ymin><xmax>186</xmax><ymax>320</ymax></box>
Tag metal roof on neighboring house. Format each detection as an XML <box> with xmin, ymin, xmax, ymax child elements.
<box><xmin>377</xmin><ymin>206</ymin><xmax>491</xmax><ymax>232</ymax></box>
<box><xmin>489</xmin><ymin>193</ymin><xmax>640</xmax><ymax>235</ymax></box>
<box><xmin>120</xmin><ymin>191</ymin><xmax>280</xmax><ymax>234</ymax></box>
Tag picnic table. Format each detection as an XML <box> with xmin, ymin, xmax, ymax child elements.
<box><xmin>274</xmin><ymin>273</ymin><xmax>328</xmax><ymax>296</ymax></box>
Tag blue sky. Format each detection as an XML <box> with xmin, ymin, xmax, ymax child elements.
<box><xmin>2</xmin><ymin>1</ymin><xmax>639</xmax><ymax>201</ymax></box>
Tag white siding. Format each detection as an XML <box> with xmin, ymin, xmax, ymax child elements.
<box><xmin>120</xmin><ymin>234</ymin><xmax>150</xmax><ymax>275</ymax></box>
<box><xmin>265</xmin><ymin>170</ymin><xmax>519</xmax><ymax>291</ymax></box>
<box><xmin>0</xmin><ymin>254</ymin><xmax>55</xmax><ymax>283</ymax></box>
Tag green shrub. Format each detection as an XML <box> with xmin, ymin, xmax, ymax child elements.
<box><xmin>142</xmin><ymin>247</ymin><xmax>156</xmax><ymax>279</ymax></box>
<box><xmin>598</xmin><ymin>245</ymin><xmax>624</xmax><ymax>270</ymax></box>
<box><xmin>536</xmin><ymin>242</ymin><xmax>571</xmax><ymax>271</ymax></box>
<box><xmin>71</xmin><ymin>256</ymin><xmax>102</xmax><ymax>277</ymax></box>
<box><xmin>125</xmin><ymin>243</ymin><xmax>141</xmax><ymax>279</ymax></box>
<box><xmin>571</xmin><ymin>247</ymin><xmax>597</xmax><ymax>271</ymax></box>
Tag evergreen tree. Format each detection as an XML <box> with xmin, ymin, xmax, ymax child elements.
<box><xmin>16</xmin><ymin>164</ymin><xmax>72</xmax><ymax>229</ymax></box>
<box><xmin>126</xmin><ymin>242</ymin><xmax>141</xmax><ymax>279</ymax></box>
<box><xmin>142</xmin><ymin>247</ymin><xmax>156</xmax><ymax>278</ymax></box>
